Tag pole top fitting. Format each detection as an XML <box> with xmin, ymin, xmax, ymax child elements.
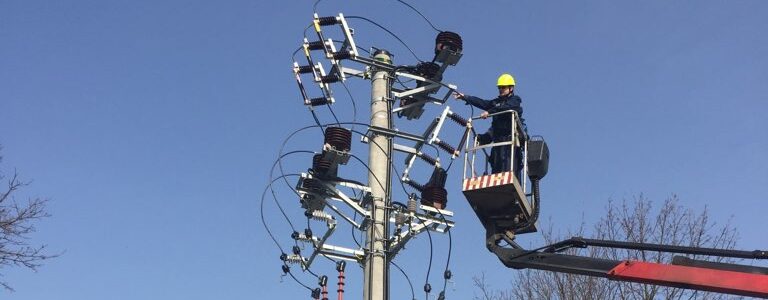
<box><xmin>373</xmin><ymin>49</ymin><xmax>391</xmax><ymax>57</ymax></box>
<box><xmin>373</xmin><ymin>49</ymin><xmax>392</xmax><ymax>64</ymax></box>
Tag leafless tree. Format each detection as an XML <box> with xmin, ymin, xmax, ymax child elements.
<box><xmin>474</xmin><ymin>195</ymin><xmax>742</xmax><ymax>300</ymax></box>
<box><xmin>0</xmin><ymin>147</ymin><xmax>55</xmax><ymax>291</ymax></box>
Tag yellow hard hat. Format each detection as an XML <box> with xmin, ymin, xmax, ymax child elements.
<box><xmin>497</xmin><ymin>73</ymin><xmax>516</xmax><ymax>86</ymax></box>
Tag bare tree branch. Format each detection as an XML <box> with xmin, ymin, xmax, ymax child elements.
<box><xmin>475</xmin><ymin>195</ymin><xmax>743</xmax><ymax>300</ymax></box>
<box><xmin>0</xmin><ymin>147</ymin><xmax>56</xmax><ymax>291</ymax></box>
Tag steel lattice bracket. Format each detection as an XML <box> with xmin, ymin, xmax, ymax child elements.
<box><xmin>388</xmin><ymin>200</ymin><xmax>455</xmax><ymax>259</ymax></box>
<box><xmin>292</xmin><ymin>172</ymin><xmax>373</xmax><ymax>269</ymax></box>
<box><xmin>311</xmin><ymin>13</ymin><xmax>359</xmax><ymax>79</ymax></box>
<box><xmin>427</xmin><ymin>106</ymin><xmax>471</xmax><ymax>159</ymax></box>
<box><xmin>292</xmin><ymin>59</ymin><xmax>335</xmax><ymax>106</ymax></box>
<box><xmin>392</xmin><ymin>69</ymin><xmax>458</xmax><ymax>120</ymax></box>
<box><xmin>296</xmin><ymin>173</ymin><xmax>371</xmax><ymax>229</ymax></box>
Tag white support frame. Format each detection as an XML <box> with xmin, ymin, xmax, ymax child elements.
<box><xmin>388</xmin><ymin>204</ymin><xmax>455</xmax><ymax>258</ymax></box>
<box><xmin>462</xmin><ymin>110</ymin><xmax>529</xmax><ymax>193</ymax></box>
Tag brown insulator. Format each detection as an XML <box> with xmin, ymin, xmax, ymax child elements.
<box><xmin>316</xmin><ymin>16</ymin><xmax>340</xmax><ymax>26</ymax></box>
<box><xmin>312</xmin><ymin>154</ymin><xmax>333</xmax><ymax>177</ymax></box>
<box><xmin>320</xmin><ymin>74</ymin><xmax>341</xmax><ymax>83</ymax></box>
<box><xmin>418</xmin><ymin>152</ymin><xmax>438</xmax><ymax>166</ymax></box>
<box><xmin>394</xmin><ymin>212</ymin><xmax>407</xmax><ymax>227</ymax></box>
<box><xmin>309</xmin><ymin>97</ymin><xmax>330</xmax><ymax>106</ymax></box>
<box><xmin>416</xmin><ymin>62</ymin><xmax>440</xmax><ymax>78</ymax></box>
<box><xmin>447</xmin><ymin>113</ymin><xmax>469</xmax><ymax>127</ymax></box>
<box><xmin>407</xmin><ymin>196</ymin><xmax>418</xmax><ymax>213</ymax></box>
<box><xmin>434</xmin><ymin>140</ymin><xmax>457</xmax><ymax>156</ymax></box>
<box><xmin>324</xmin><ymin>127</ymin><xmax>352</xmax><ymax>152</ymax></box>
<box><xmin>302</xmin><ymin>178</ymin><xmax>324</xmax><ymax>192</ymax></box>
<box><xmin>296</xmin><ymin>65</ymin><xmax>314</xmax><ymax>74</ymax></box>
<box><xmin>330</xmin><ymin>51</ymin><xmax>352</xmax><ymax>60</ymax></box>
<box><xmin>306</xmin><ymin>40</ymin><xmax>325</xmax><ymax>50</ymax></box>
<box><xmin>421</xmin><ymin>186</ymin><xmax>447</xmax><ymax>209</ymax></box>
<box><xmin>434</xmin><ymin>31</ymin><xmax>463</xmax><ymax>55</ymax></box>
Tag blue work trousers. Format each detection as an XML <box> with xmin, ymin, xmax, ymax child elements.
<box><xmin>479</xmin><ymin>133</ymin><xmax>523</xmax><ymax>179</ymax></box>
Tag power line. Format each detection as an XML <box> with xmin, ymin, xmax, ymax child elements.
<box><xmin>339</xmin><ymin>81</ymin><xmax>358</xmax><ymax>131</ymax></box>
<box><xmin>261</xmin><ymin>175</ymin><xmax>319</xmax><ymax>291</ymax></box>
<box><xmin>326</xmin><ymin>103</ymin><xmax>341</xmax><ymax>125</ymax></box>
<box><xmin>437</xmin><ymin>211</ymin><xmax>453</xmax><ymax>294</ymax></box>
<box><xmin>391</xmin><ymin>260</ymin><xmax>416</xmax><ymax>300</ymax></box>
<box><xmin>268</xmin><ymin>152</ymin><xmax>308</xmax><ymax>246</ymax></box>
<box><xmin>286</xmin><ymin>265</ymin><xmax>315</xmax><ymax>291</ymax></box>
<box><xmin>267</xmin><ymin>151</ymin><xmax>347</xmax><ymax>282</ymax></box>
<box><xmin>395</xmin><ymin>0</ymin><xmax>442</xmax><ymax>32</ymax></box>
<box><xmin>347</xmin><ymin>16</ymin><xmax>424</xmax><ymax>62</ymax></box>
<box><xmin>275</xmin><ymin>125</ymin><xmax>326</xmax><ymax>195</ymax></box>
<box><xmin>268</xmin><ymin>152</ymin><xmax>308</xmax><ymax>231</ymax></box>
<box><xmin>414</xmin><ymin>214</ymin><xmax>435</xmax><ymax>300</ymax></box>
<box><xmin>352</xmin><ymin>211</ymin><xmax>362</xmax><ymax>247</ymax></box>
<box><xmin>261</xmin><ymin>175</ymin><xmax>296</xmax><ymax>254</ymax></box>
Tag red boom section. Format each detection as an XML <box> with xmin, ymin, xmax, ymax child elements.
<box><xmin>608</xmin><ymin>261</ymin><xmax>768</xmax><ymax>298</ymax></box>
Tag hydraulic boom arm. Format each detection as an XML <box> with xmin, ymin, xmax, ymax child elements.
<box><xmin>488</xmin><ymin>237</ymin><xmax>768</xmax><ymax>298</ymax></box>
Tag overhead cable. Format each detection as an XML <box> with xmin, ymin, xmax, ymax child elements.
<box><xmin>395</xmin><ymin>0</ymin><xmax>442</xmax><ymax>32</ymax></box>
<box><xmin>346</xmin><ymin>16</ymin><xmax>423</xmax><ymax>62</ymax></box>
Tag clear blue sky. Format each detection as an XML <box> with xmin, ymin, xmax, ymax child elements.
<box><xmin>1</xmin><ymin>1</ymin><xmax>767</xmax><ymax>299</ymax></box>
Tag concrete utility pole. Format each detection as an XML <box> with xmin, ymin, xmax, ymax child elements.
<box><xmin>364</xmin><ymin>49</ymin><xmax>393</xmax><ymax>300</ymax></box>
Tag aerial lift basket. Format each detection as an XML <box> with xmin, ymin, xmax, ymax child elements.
<box><xmin>462</xmin><ymin>110</ymin><xmax>545</xmax><ymax>236</ymax></box>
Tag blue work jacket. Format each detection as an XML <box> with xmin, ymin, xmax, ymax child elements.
<box><xmin>462</xmin><ymin>94</ymin><xmax>525</xmax><ymax>139</ymax></box>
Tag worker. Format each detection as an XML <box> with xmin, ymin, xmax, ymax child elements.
<box><xmin>453</xmin><ymin>73</ymin><xmax>526</xmax><ymax>176</ymax></box>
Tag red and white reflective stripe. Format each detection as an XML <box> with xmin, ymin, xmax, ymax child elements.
<box><xmin>463</xmin><ymin>172</ymin><xmax>514</xmax><ymax>191</ymax></box>
<box><xmin>489</xmin><ymin>174</ymin><xmax>499</xmax><ymax>187</ymax></box>
<box><xmin>498</xmin><ymin>172</ymin><xmax>509</xmax><ymax>185</ymax></box>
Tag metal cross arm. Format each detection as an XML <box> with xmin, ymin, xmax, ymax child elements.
<box><xmin>428</xmin><ymin>106</ymin><xmax>472</xmax><ymax>159</ymax></box>
<box><xmin>391</xmin><ymin>82</ymin><xmax>456</xmax><ymax>107</ymax></box>
<box><xmin>296</xmin><ymin>177</ymin><xmax>367</xmax><ymax>231</ymax></box>
<box><xmin>363</xmin><ymin>126</ymin><xmax>427</xmax><ymax>144</ymax></box>
<box><xmin>292</xmin><ymin>57</ymin><xmax>335</xmax><ymax>106</ymax></box>
<box><xmin>297</xmin><ymin>173</ymin><xmax>372</xmax><ymax>226</ymax></box>
<box><xmin>311</xmin><ymin>13</ymin><xmax>360</xmax><ymax>79</ymax></box>
<box><xmin>388</xmin><ymin>208</ymin><xmax>455</xmax><ymax>258</ymax></box>
<box><xmin>392</xmin><ymin>82</ymin><xmax>441</xmax><ymax>99</ymax></box>
<box><xmin>317</xmin><ymin>244</ymin><xmax>366</xmax><ymax>262</ymax></box>
<box><xmin>302</xmin><ymin>219</ymin><xmax>337</xmax><ymax>270</ymax></box>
